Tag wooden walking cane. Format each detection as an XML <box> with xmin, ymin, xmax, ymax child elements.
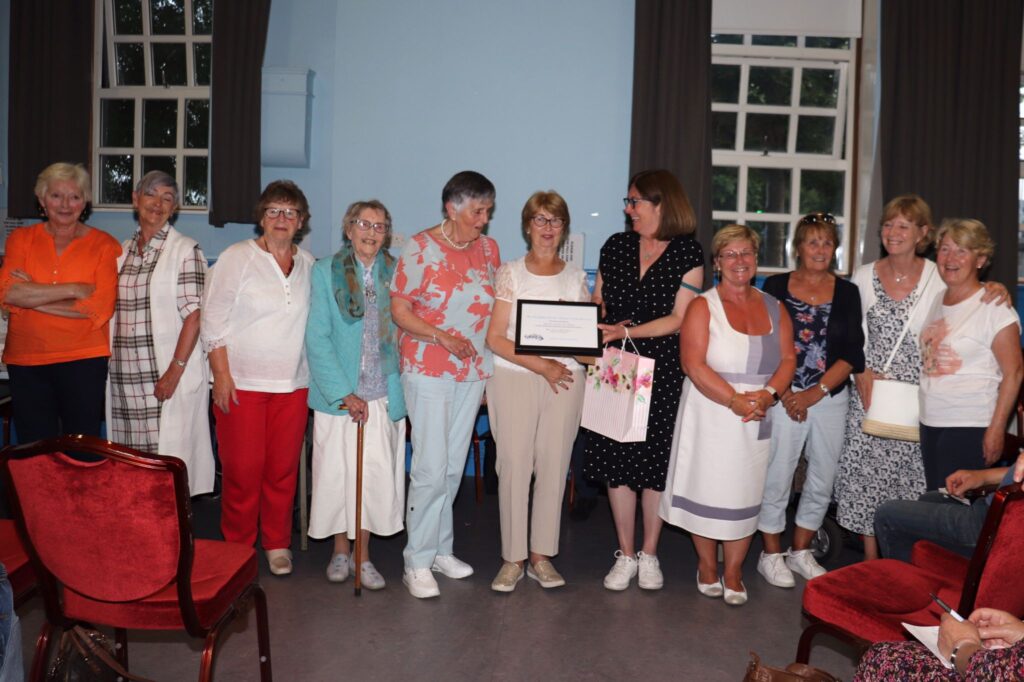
<box><xmin>353</xmin><ymin>417</ymin><xmax>365</xmax><ymax>596</ymax></box>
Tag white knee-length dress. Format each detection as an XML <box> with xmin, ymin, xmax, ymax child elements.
<box><xmin>660</xmin><ymin>287</ymin><xmax>782</xmax><ymax>541</ymax></box>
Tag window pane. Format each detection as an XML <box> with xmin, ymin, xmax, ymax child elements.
<box><xmin>711</xmin><ymin>220</ymin><xmax>733</xmax><ymax>234</ymax></box>
<box><xmin>194</xmin><ymin>43</ymin><xmax>211</xmax><ymax>86</ymax></box>
<box><xmin>796</xmin><ymin>116</ymin><xmax>836</xmax><ymax>154</ymax></box>
<box><xmin>143</xmin><ymin>156</ymin><xmax>176</xmax><ymax>177</ymax></box>
<box><xmin>711</xmin><ymin>64</ymin><xmax>740</xmax><ymax>104</ymax></box>
<box><xmin>800</xmin><ymin>170</ymin><xmax>845</xmax><ymax>215</ymax></box>
<box><xmin>748</xmin><ymin>221</ymin><xmax>789</xmax><ymax>267</ymax></box>
<box><xmin>184</xmin><ymin>156</ymin><xmax>209</xmax><ymax>206</ymax></box>
<box><xmin>744</xmin><ymin>114</ymin><xmax>789</xmax><ymax>153</ymax></box>
<box><xmin>712</xmin><ymin>112</ymin><xmax>737</xmax><ymax>150</ymax></box>
<box><xmin>152</xmin><ymin>43</ymin><xmax>187</xmax><ymax>86</ymax></box>
<box><xmin>806</xmin><ymin>37</ymin><xmax>850</xmax><ymax>49</ymax></box>
<box><xmin>747</xmin><ymin>168</ymin><xmax>791</xmax><ymax>214</ymax></box>
<box><xmin>748</xmin><ymin>67</ymin><xmax>792</xmax><ymax>106</ymax></box>
<box><xmin>113</xmin><ymin>0</ymin><xmax>142</xmax><ymax>34</ymax></box>
<box><xmin>712</xmin><ymin>166</ymin><xmax>739</xmax><ymax>211</ymax></box>
<box><xmin>185</xmin><ymin>99</ymin><xmax>209</xmax><ymax>149</ymax></box>
<box><xmin>115</xmin><ymin>43</ymin><xmax>145</xmax><ymax>86</ymax></box>
<box><xmin>800</xmin><ymin>68</ymin><xmax>840</xmax><ymax>108</ymax></box>
<box><xmin>143</xmin><ymin>99</ymin><xmax>178</xmax><ymax>147</ymax></box>
<box><xmin>100</xmin><ymin>155</ymin><xmax>134</xmax><ymax>204</ymax></box>
<box><xmin>193</xmin><ymin>0</ymin><xmax>213</xmax><ymax>34</ymax></box>
<box><xmin>711</xmin><ymin>33</ymin><xmax>743</xmax><ymax>45</ymax></box>
<box><xmin>150</xmin><ymin>0</ymin><xmax>185</xmax><ymax>34</ymax></box>
<box><xmin>752</xmin><ymin>35</ymin><xmax>797</xmax><ymax>47</ymax></box>
<box><xmin>101</xmin><ymin>99</ymin><xmax>135</xmax><ymax>147</ymax></box>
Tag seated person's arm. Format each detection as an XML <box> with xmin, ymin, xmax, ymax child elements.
<box><xmin>946</xmin><ymin>465</ymin><xmax>1012</xmax><ymax>498</ymax></box>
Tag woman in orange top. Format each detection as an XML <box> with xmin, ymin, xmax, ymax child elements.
<box><xmin>0</xmin><ymin>162</ymin><xmax>120</xmax><ymax>443</ymax></box>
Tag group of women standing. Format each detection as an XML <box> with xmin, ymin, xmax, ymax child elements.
<box><xmin>3</xmin><ymin>162</ymin><xmax>1018</xmax><ymax>603</ymax></box>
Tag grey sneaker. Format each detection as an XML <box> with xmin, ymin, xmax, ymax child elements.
<box><xmin>491</xmin><ymin>561</ymin><xmax>524</xmax><ymax>592</ymax></box>
<box><xmin>326</xmin><ymin>553</ymin><xmax>350</xmax><ymax>583</ymax></box>
<box><xmin>786</xmin><ymin>549</ymin><xmax>827</xmax><ymax>580</ymax></box>
<box><xmin>603</xmin><ymin>550</ymin><xmax>638</xmax><ymax>591</ymax></box>
<box><xmin>636</xmin><ymin>551</ymin><xmax>664</xmax><ymax>590</ymax></box>
<box><xmin>757</xmin><ymin>551</ymin><xmax>795</xmax><ymax>588</ymax></box>
<box><xmin>357</xmin><ymin>560</ymin><xmax>386</xmax><ymax>590</ymax></box>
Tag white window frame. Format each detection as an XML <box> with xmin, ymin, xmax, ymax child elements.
<box><xmin>92</xmin><ymin>0</ymin><xmax>211</xmax><ymax>211</ymax></box>
<box><xmin>711</xmin><ymin>35</ymin><xmax>857</xmax><ymax>274</ymax></box>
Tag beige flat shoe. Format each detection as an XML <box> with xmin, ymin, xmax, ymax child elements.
<box><xmin>527</xmin><ymin>560</ymin><xmax>565</xmax><ymax>588</ymax></box>
<box><xmin>491</xmin><ymin>561</ymin><xmax>524</xmax><ymax>593</ymax></box>
<box><xmin>266</xmin><ymin>548</ymin><xmax>293</xmax><ymax>576</ymax></box>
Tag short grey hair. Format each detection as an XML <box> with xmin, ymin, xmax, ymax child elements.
<box><xmin>135</xmin><ymin>170</ymin><xmax>179</xmax><ymax>204</ymax></box>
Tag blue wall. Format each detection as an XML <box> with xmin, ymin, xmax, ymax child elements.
<box><xmin>0</xmin><ymin>0</ymin><xmax>635</xmax><ymax>268</ymax></box>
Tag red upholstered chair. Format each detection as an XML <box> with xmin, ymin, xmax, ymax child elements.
<box><xmin>796</xmin><ymin>482</ymin><xmax>1024</xmax><ymax>664</ymax></box>
<box><xmin>0</xmin><ymin>518</ymin><xmax>35</xmax><ymax>607</ymax></box>
<box><xmin>0</xmin><ymin>435</ymin><xmax>272</xmax><ymax>682</ymax></box>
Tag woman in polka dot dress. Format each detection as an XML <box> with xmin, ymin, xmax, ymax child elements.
<box><xmin>584</xmin><ymin>169</ymin><xmax>704</xmax><ymax>591</ymax></box>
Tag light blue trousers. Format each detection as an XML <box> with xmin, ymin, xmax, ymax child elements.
<box><xmin>758</xmin><ymin>387</ymin><xmax>849</xmax><ymax>535</ymax></box>
<box><xmin>402</xmin><ymin>374</ymin><xmax>486</xmax><ymax>569</ymax></box>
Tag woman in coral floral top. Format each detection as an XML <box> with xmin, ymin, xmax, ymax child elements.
<box><xmin>390</xmin><ymin>170</ymin><xmax>500</xmax><ymax>599</ymax></box>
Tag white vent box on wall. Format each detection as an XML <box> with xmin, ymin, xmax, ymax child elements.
<box><xmin>261</xmin><ymin>67</ymin><xmax>313</xmax><ymax>168</ymax></box>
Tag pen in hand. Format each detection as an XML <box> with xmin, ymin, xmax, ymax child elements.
<box><xmin>930</xmin><ymin>592</ymin><xmax>965</xmax><ymax>622</ymax></box>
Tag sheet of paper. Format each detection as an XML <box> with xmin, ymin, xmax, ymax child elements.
<box><xmin>937</xmin><ymin>487</ymin><xmax>972</xmax><ymax>505</ymax></box>
<box><xmin>902</xmin><ymin>623</ymin><xmax>953</xmax><ymax>668</ymax></box>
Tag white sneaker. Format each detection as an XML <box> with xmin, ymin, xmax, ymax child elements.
<box><xmin>357</xmin><ymin>561</ymin><xmax>386</xmax><ymax>590</ymax></box>
<box><xmin>431</xmin><ymin>554</ymin><xmax>474</xmax><ymax>579</ymax></box>
<box><xmin>636</xmin><ymin>551</ymin><xmax>664</xmax><ymax>590</ymax></box>
<box><xmin>403</xmin><ymin>568</ymin><xmax>440</xmax><ymax>598</ymax></box>
<box><xmin>786</xmin><ymin>549</ymin><xmax>827</xmax><ymax>580</ymax></box>
<box><xmin>757</xmin><ymin>551</ymin><xmax>795</xmax><ymax>588</ymax></box>
<box><xmin>603</xmin><ymin>550</ymin><xmax>638</xmax><ymax>591</ymax></box>
<box><xmin>326</xmin><ymin>553</ymin><xmax>350</xmax><ymax>583</ymax></box>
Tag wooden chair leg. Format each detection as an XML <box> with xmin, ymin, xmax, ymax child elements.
<box><xmin>253</xmin><ymin>585</ymin><xmax>273</xmax><ymax>682</ymax></box>
<box><xmin>114</xmin><ymin>628</ymin><xmax>129</xmax><ymax>667</ymax></box>
<box><xmin>29</xmin><ymin>622</ymin><xmax>54</xmax><ymax>682</ymax></box>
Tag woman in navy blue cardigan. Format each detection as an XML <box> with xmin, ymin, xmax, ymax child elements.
<box><xmin>755</xmin><ymin>213</ymin><xmax>864</xmax><ymax>589</ymax></box>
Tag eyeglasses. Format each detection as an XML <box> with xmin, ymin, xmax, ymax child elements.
<box><xmin>623</xmin><ymin>197</ymin><xmax>653</xmax><ymax>209</ymax></box>
<box><xmin>530</xmin><ymin>215</ymin><xmax>565</xmax><ymax>228</ymax></box>
<box><xmin>349</xmin><ymin>218</ymin><xmax>389</xmax><ymax>234</ymax></box>
<box><xmin>143</xmin><ymin>189</ymin><xmax>176</xmax><ymax>205</ymax></box>
<box><xmin>264</xmin><ymin>207</ymin><xmax>301</xmax><ymax>220</ymax></box>
<box><xmin>719</xmin><ymin>249</ymin><xmax>756</xmax><ymax>261</ymax></box>
<box><xmin>798</xmin><ymin>212</ymin><xmax>837</xmax><ymax>226</ymax></box>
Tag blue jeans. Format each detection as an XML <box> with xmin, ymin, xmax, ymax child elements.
<box><xmin>758</xmin><ymin>388</ymin><xmax>848</xmax><ymax>535</ymax></box>
<box><xmin>0</xmin><ymin>563</ymin><xmax>24</xmax><ymax>682</ymax></box>
<box><xmin>874</xmin><ymin>491</ymin><xmax>990</xmax><ymax>563</ymax></box>
<box><xmin>402</xmin><ymin>374</ymin><xmax>486</xmax><ymax>569</ymax></box>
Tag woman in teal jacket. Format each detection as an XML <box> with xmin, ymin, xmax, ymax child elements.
<box><xmin>305</xmin><ymin>199</ymin><xmax>407</xmax><ymax>591</ymax></box>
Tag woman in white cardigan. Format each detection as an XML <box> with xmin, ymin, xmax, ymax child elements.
<box><xmin>834</xmin><ymin>194</ymin><xmax>1007</xmax><ymax>561</ymax></box>
<box><xmin>106</xmin><ymin>170</ymin><xmax>213</xmax><ymax>495</ymax></box>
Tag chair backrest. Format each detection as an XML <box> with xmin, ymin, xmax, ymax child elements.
<box><xmin>958</xmin><ymin>481</ymin><xmax>1024</xmax><ymax>615</ymax></box>
<box><xmin>0</xmin><ymin>435</ymin><xmax>194</xmax><ymax>613</ymax></box>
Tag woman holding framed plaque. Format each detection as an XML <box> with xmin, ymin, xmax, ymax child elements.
<box><xmin>484</xmin><ymin>190</ymin><xmax>591</xmax><ymax>592</ymax></box>
<box><xmin>583</xmin><ymin>169</ymin><xmax>704</xmax><ymax>592</ymax></box>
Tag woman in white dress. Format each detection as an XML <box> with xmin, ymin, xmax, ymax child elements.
<box><xmin>305</xmin><ymin>200</ymin><xmax>407</xmax><ymax>590</ymax></box>
<box><xmin>661</xmin><ymin>224</ymin><xmax>795</xmax><ymax>606</ymax></box>
<box><xmin>484</xmin><ymin>191</ymin><xmax>590</xmax><ymax>592</ymax></box>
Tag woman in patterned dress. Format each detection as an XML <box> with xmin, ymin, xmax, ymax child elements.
<box><xmin>834</xmin><ymin>195</ymin><xmax>1006</xmax><ymax>560</ymax></box>
<box><xmin>106</xmin><ymin>170</ymin><xmax>213</xmax><ymax>495</ymax></box>
<box><xmin>756</xmin><ymin>213</ymin><xmax>864</xmax><ymax>589</ymax></box>
<box><xmin>390</xmin><ymin>171</ymin><xmax>500</xmax><ymax>599</ymax></box>
<box><xmin>661</xmin><ymin>224</ymin><xmax>795</xmax><ymax>606</ymax></box>
<box><xmin>584</xmin><ymin>169</ymin><xmax>704</xmax><ymax>592</ymax></box>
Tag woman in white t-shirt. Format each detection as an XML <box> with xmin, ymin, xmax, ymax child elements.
<box><xmin>484</xmin><ymin>191</ymin><xmax>591</xmax><ymax>592</ymax></box>
<box><xmin>918</xmin><ymin>218</ymin><xmax>1022</xmax><ymax>490</ymax></box>
<box><xmin>201</xmin><ymin>180</ymin><xmax>315</xmax><ymax>577</ymax></box>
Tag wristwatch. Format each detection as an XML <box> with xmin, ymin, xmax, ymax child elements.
<box><xmin>173</xmin><ymin>358</ymin><xmax>187</xmax><ymax>368</ymax></box>
<box><xmin>764</xmin><ymin>385</ymin><xmax>779</xmax><ymax>404</ymax></box>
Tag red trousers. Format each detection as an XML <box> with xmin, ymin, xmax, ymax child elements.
<box><xmin>215</xmin><ymin>388</ymin><xmax>309</xmax><ymax>550</ymax></box>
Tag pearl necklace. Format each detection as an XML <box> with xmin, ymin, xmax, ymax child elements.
<box><xmin>440</xmin><ymin>219</ymin><xmax>470</xmax><ymax>250</ymax></box>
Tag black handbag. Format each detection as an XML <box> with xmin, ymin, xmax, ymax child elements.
<box><xmin>46</xmin><ymin>626</ymin><xmax>155</xmax><ymax>682</ymax></box>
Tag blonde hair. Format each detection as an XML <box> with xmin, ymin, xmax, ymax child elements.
<box><xmin>711</xmin><ymin>224</ymin><xmax>760</xmax><ymax>258</ymax></box>
<box><xmin>935</xmin><ymin>218</ymin><xmax>995</xmax><ymax>262</ymax></box>
<box><xmin>881</xmin><ymin>194</ymin><xmax>933</xmax><ymax>254</ymax></box>
<box><xmin>35</xmin><ymin>162</ymin><xmax>91</xmax><ymax>205</ymax></box>
<box><xmin>521</xmin><ymin>190</ymin><xmax>570</xmax><ymax>249</ymax></box>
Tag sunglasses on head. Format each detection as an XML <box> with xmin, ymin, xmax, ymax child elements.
<box><xmin>798</xmin><ymin>212</ymin><xmax>837</xmax><ymax>226</ymax></box>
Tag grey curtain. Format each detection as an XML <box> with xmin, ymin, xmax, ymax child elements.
<box><xmin>879</xmin><ymin>0</ymin><xmax>1022</xmax><ymax>298</ymax></box>
<box><xmin>209</xmin><ymin>0</ymin><xmax>272</xmax><ymax>226</ymax></box>
<box><xmin>7</xmin><ymin>0</ymin><xmax>94</xmax><ymax>218</ymax></box>
<box><xmin>629</xmin><ymin>0</ymin><xmax>713</xmax><ymax>271</ymax></box>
